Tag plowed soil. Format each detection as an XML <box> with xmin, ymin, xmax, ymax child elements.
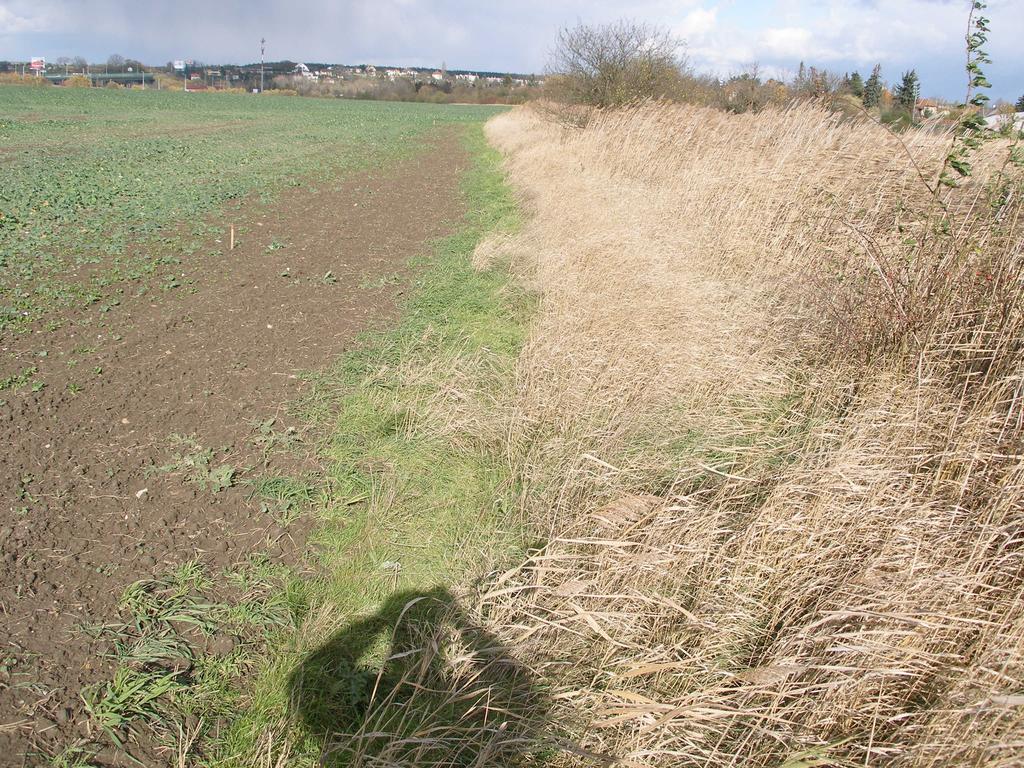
<box><xmin>0</xmin><ymin>129</ymin><xmax>468</xmax><ymax>764</ymax></box>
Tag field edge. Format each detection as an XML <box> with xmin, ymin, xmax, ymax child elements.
<box><xmin>81</xmin><ymin>122</ymin><xmax>538</xmax><ymax>768</ymax></box>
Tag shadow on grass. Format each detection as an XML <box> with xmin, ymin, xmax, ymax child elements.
<box><xmin>288</xmin><ymin>586</ymin><xmax>549</xmax><ymax>766</ymax></box>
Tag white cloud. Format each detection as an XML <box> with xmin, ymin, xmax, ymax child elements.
<box><xmin>657</xmin><ymin>0</ymin><xmax>1021</xmax><ymax>96</ymax></box>
<box><xmin>677</xmin><ymin>6</ymin><xmax>718</xmax><ymax>39</ymax></box>
<box><xmin>0</xmin><ymin>3</ymin><xmax>54</xmax><ymax>34</ymax></box>
<box><xmin>758</xmin><ymin>26</ymin><xmax>816</xmax><ymax>59</ymax></box>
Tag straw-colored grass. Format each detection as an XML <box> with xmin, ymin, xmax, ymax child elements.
<box><xmin>457</xmin><ymin>102</ymin><xmax>1024</xmax><ymax>766</ymax></box>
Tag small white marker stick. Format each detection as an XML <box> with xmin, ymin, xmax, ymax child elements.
<box><xmin>229</xmin><ymin>225</ymin><xmax>235</xmax><ymax>250</ymax></box>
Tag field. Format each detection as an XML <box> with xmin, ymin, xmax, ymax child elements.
<box><xmin>0</xmin><ymin>87</ymin><xmax>516</xmax><ymax>766</ymax></box>
<box><xmin>3</xmin><ymin>84</ymin><xmax>1024</xmax><ymax>768</ymax></box>
<box><xmin>0</xmin><ymin>87</ymin><xmax>497</xmax><ymax>331</ymax></box>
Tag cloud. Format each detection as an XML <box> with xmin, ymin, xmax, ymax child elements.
<box><xmin>677</xmin><ymin>6</ymin><xmax>718</xmax><ymax>39</ymax></box>
<box><xmin>759</xmin><ymin>26</ymin><xmax>816</xmax><ymax>59</ymax></box>
<box><xmin>663</xmin><ymin>0</ymin><xmax>1021</xmax><ymax>97</ymax></box>
<box><xmin>0</xmin><ymin>2</ymin><xmax>54</xmax><ymax>34</ymax></box>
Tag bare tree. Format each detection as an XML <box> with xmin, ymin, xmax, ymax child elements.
<box><xmin>107</xmin><ymin>54</ymin><xmax>125</xmax><ymax>72</ymax></box>
<box><xmin>546</xmin><ymin>20</ymin><xmax>690</xmax><ymax>108</ymax></box>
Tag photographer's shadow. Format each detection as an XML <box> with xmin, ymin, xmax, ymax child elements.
<box><xmin>288</xmin><ymin>585</ymin><xmax>549</xmax><ymax>766</ymax></box>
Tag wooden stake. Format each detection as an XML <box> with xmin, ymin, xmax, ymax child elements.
<box><xmin>229</xmin><ymin>225</ymin><xmax>235</xmax><ymax>250</ymax></box>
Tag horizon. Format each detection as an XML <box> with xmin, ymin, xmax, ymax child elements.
<box><xmin>1</xmin><ymin>0</ymin><xmax>1022</xmax><ymax>101</ymax></box>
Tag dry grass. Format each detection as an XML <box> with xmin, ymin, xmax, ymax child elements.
<box><xmin>459</xmin><ymin>102</ymin><xmax>1024</xmax><ymax>766</ymax></box>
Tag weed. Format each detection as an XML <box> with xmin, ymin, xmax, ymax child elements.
<box><xmin>80</xmin><ymin>563</ymin><xmax>235</xmax><ymax>752</ymax></box>
<box><xmin>47</xmin><ymin>741</ymin><xmax>99</xmax><ymax>768</ymax></box>
<box><xmin>83</xmin><ymin>665</ymin><xmax>180</xmax><ymax>740</ymax></box>
<box><xmin>251</xmin><ymin>417</ymin><xmax>301</xmax><ymax>462</ymax></box>
<box><xmin>154</xmin><ymin>435</ymin><xmax>236</xmax><ymax>493</ymax></box>
<box><xmin>251</xmin><ymin>475</ymin><xmax>316</xmax><ymax>527</ymax></box>
<box><xmin>223</xmin><ymin>554</ymin><xmax>301</xmax><ymax>631</ymax></box>
<box><xmin>118</xmin><ymin>563</ymin><xmax>219</xmax><ymax>635</ymax></box>
<box><xmin>358</xmin><ymin>272</ymin><xmax>402</xmax><ymax>290</ymax></box>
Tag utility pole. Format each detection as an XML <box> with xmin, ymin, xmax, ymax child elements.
<box><xmin>260</xmin><ymin>37</ymin><xmax>265</xmax><ymax>93</ymax></box>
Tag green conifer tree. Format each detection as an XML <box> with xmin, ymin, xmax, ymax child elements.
<box><xmin>894</xmin><ymin>70</ymin><xmax>920</xmax><ymax>110</ymax></box>
<box><xmin>848</xmin><ymin>71</ymin><xmax>864</xmax><ymax>97</ymax></box>
<box><xmin>863</xmin><ymin>64</ymin><xmax>882</xmax><ymax>108</ymax></box>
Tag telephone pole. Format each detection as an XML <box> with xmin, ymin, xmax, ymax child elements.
<box><xmin>260</xmin><ymin>37</ymin><xmax>265</xmax><ymax>93</ymax></box>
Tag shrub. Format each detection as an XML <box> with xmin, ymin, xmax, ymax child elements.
<box><xmin>545</xmin><ymin>20</ymin><xmax>691</xmax><ymax>108</ymax></box>
<box><xmin>0</xmin><ymin>73</ymin><xmax>51</xmax><ymax>87</ymax></box>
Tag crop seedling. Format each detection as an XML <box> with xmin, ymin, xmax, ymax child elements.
<box><xmin>0</xmin><ymin>366</ymin><xmax>37</xmax><ymax>391</ymax></box>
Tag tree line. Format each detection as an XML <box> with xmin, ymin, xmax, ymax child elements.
<box><xmin>542</xmin><ymin>20</ymin><xmax>1014</xmax><ymax>129</ymax></box>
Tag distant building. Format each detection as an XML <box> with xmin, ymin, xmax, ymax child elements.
<box><xmin>917</xmin><ymin>99</ymin><xmax>949</xmax><ymax>119</ymax></box>
<box><xmin>985</xmin><ymin>111</ymin><xmax>1024</xmax><ymax>131</ymax></box>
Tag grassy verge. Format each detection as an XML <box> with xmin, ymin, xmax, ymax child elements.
<box><xmin>68</xmin><ymin>125</ymin><xmax>534</xmax><ymax>767</ymax></box>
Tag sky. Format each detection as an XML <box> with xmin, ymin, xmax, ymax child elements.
<box><xmin>0</xmin><ymin>0</ymin><xmax>1021</xmax><ymax>101</ymax></box>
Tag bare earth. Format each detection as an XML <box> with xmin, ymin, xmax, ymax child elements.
<box><xmin>0</xmin><ymin>130</ymin><xmax>468</xmax><ymax>764</ymax></box>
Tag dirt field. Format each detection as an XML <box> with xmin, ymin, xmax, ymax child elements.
<box><xmin>0</xmin><ymin>127</ymin><xmax>468</xmax><ymax>764</ymax></box>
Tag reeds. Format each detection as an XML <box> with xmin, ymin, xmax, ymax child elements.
<box><xmin>468</xmin><ymin>102</ymin><xmax>1024</xmax><ymax>766</ymax></box>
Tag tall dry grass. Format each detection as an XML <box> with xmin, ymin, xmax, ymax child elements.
<box><xmin>463</xmin><ymin>102</ymin><xmax>1024</xmax><ymax>766</ymax></box>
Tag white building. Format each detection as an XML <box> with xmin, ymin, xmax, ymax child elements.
<box><xmin>985</xmin><ymin>112</ymin><xmax>1024</xmax><ymax>132</ymax></box>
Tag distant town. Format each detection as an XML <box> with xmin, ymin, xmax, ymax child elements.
<box><xmin>0</xmin><ymin>57</ymin><xmax>543</xmax><ymax>103</ymax></box>
<box><xmin>2</xmin><ymin>53</ymin><xmax>1019</xmax><ymax>128</ymax></box>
